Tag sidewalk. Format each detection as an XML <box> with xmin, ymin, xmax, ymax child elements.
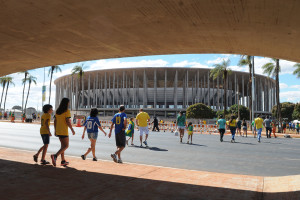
<box><xmin>0</xmin><ymin>147</ymin><xmax>299</xmax><ymax>200</ymax></box>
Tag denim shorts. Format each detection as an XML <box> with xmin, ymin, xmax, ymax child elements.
<box><xmin>88</xmin><ymin>132</ymin><xmax>98</xmax><ymax>140</ymax></box>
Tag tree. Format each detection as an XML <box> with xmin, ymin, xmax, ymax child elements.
<box><xmin>186</xmin><ymin>103</ymin><xmax>215</xmax><ymax>119</ymax></box>
<box><xmin>0</xmin><ymin>77</ymin><xmax>7</xmax><ymax>109</ymax></box>
<box><xmin>238</xmin><ymin>55</ymin><xmax>254</xmax><ymax>122</ymax></box>
<box><xmin>262</xmin><ymin>58</ymin><xmax>282</xmax><ymax>130</ymax></box>
<box><xmin>3</xmin><ymin>76</ymin><xmax>14</xmax><ymax>111</ymax></box>
<box><xmin>272</xmin><ymin>102</ymin><xmax>295</xmax><ymax>121</ymax></box>
<box><xmin>229</xmin><ymin>104</ymin><xmax>250</xmax><ymax>120</ymax></box>
<box><xmin>19</xmin><ymin>71</ymin><xmax>30</xmax><ymax>112</ymax></box>
<box><xmin>71</xmin><ymin>64</ymin><xmax>85</xmax><ymax>110</ymax></box>
<box><xmin>23</xmin><ymin>75</ymin><xmax>37</xmax><ymax>111</ymax></box>
<box><xmin>293</xmin><ymin>63</ymin><xmax>300</xmax><ymax>78</ymax></box>
<box><xmin>292</xmin><ymin>103</ymin><xmax>300</xmax><ymax>120</ymax></box>
<box><xmin>210</xmin><ymin>59</ymin><xmax>232</xmax><ymax>117</ymax></box>
<box><xmin>48</xmin><ymin>65</ymin><xmax>62</xmax><ymax>104</ymax></box>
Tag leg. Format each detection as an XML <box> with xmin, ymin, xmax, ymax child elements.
<box><xmin>190</xmin><ymin>134</ymin><xmax>193</xmax><ymax>143</ymax></box>
<box><xmin>90</xmin><ymin>139</ymin><xmax>96</xmax><ymax>158</ymax></box>
<box><xmin>116</xmin><ymin>146</ymin><xmax>125</xmax><ymax>160</ymax></box>
<box><xmin>35</xmin><ymin>146</ymin><xmax>45</xmax><ymax>157</ymax></box>
<box><xmin>56</xmin><ymin>137</ymin><xmax>69</xmax><ymax>160</ymax></box>
<box><xmin>41</xmin><ymin>144</ymin><xmax>48</xmax><ymax>161</ymax></box>
<box><xmin>84</xmin><ymin>139</ymin><xmax>93</xmax><ymax>157</ymax></box>
<box><xmin>131</xmin><ymin>133</ymin><xmax>134</xmax><ymax>144</ymax></box>
<box><xmin>145</xmin><ymin>133</ymin><xmax>149</xmax><ymax>141</ymax></box>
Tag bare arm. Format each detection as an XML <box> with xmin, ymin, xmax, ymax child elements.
<box><xmin>136</xmin><ymin>119</ymin><xmax>139</xmax><ymax>127</ymax></box>
<box><xmin>45</xmin><ymin>119</ymin><xmax>52</xmax><ymax>136</ymax></box>
<box><xmin>123</xmin><ymin>118</ymin><xmax>127</xmax><ymax>130</ymax></box>
<box><xmin>108</xmin><ymin>123</ymin><xmax>114</xmax><ymax>138</ymax></box>
<box><xmin>66</xmin><ymin>118</ymin><xmax>75</xmax><ymax>135</ymax></box>
<box><xmin>82</xmin><ymin>127</ymin><xmax>87</xmax><ymax>139</ymax></box>
<box><xmin>98</xmin><ymin>126</ymin><xmax>107</xmax><ymax>136</ymax></box>
<box><xmin>54</xmin><ymin>118</ymin><xmax>57</xmax><ymax>136</ymax></box>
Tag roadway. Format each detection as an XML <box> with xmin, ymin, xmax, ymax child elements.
<box><xmin>0</xmin><ymin>122</ymin><xmax>299</xmax><ymax>176</ymax></box>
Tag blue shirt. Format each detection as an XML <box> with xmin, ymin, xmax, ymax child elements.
<box><xmin>83</xmin><ymin>116</ymin><xmax>101</xmax><ymax>133</ymax></box>
<box><xmin>218</xmin><ymin>119</ymin><xmax>226</xmax><ymax>129</ymax></box>
<box><xmin>112</xmin><ymin>112</ymin><xmax>127</xmax><ymax>134</ymax></box>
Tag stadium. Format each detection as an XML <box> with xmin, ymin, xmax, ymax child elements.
<box><xmin>54</xmin><ymin>67</ymin><xmax>276</xmax><ymax>117</ymax></box>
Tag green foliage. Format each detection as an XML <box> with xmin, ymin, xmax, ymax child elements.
<box><xmin>272</xmin><ymin>102</ymin><xmax>295</xmax><ymax>121</ymax></box>
<box><xmin>228</xmin><ymin>104</ymin><xmax>250</xmax><ymax>120</ymax></box>
<box><xmin>292</xmin><ymin>103</ymin><xmax>300</xmax><ymax>120</ymax></box>
<box><xmin>293</xmin><ymin>63</ymin><xmax>300</xmax><ymax>78</ymax></box>
<box><xmin>216</xmin><ymin>110</ymin><xmax>229</xmax><ymax>118</ymax></box>
<box><xmin>186</xmin><ymin>103</ymin><xmax>215</xmax><ymax>119</ymax></box>
<box><xmin>210</xmin><ymin>59</ymin><xmax>232</xmax><ymax>80</ymax></box>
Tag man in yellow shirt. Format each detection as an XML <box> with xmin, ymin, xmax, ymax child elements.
<box><xmin>255</xmin><ymin>114</ymin><xmax>264</xmax><ymax>143</ymax></box>
<box><xmin>136</xmin><ymin>108</ymin><xmax>150</xmax><ymax>147</ymax></box>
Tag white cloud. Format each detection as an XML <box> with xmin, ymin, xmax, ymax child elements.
<box><xmin>172</xmin><ymin>61</ymin><xmax>210</xmax><ymax>68</ymax></box>
<box><xmin>206</xmin><ymin>56</ymin><xmax>229</xmax><ymax>65</ymax></box>
<box><xmin>280</xmin><ymin>91</ymin><xmax>300</xmax><ymax>103</ymax></box>
<box><xmin>280</xmin><ymin>83</ymin><xmax>289</xmax><ymax>89</ymax></box>
<box><xmin>228</xmin><ymin>65</ymin><xmax>247</xmax><ymax>72</ymax></box>
<box><xmin>253</xmin><ymin>57</ymin><xmax>296</xmax><ymax>76</ymax></box>
<box><xmin>290</xmin><ymin>85</ymin><xmax>300</xmax><ymax>90</ymax></box>
<box><xmin>88</xmin><ymin>59</ymin><xmax>169</xmax><ymax>71</ymax></box>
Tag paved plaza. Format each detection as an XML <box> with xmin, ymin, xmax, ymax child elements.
<box><xmin>0</xmin><ymin>122</ymin><xmax>299</xmax><ymax>177</ymax></box>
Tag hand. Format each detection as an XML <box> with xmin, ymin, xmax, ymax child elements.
<box><xmin>54</xmin><ymin>132</ymin><xmax>57</xmax><ymax>136</ymax></box>
<box><xmin>49</xmin><ymin>132</ymin><xmax>52</xmax><ymax>137</ymax></box>
<box><xmin>72</xmin><ymin>129</ymin><xmax>75</xmax><ymax>135</ymax></box>
<box><xmin>108</xmin><ymin>133</ymin><xmax>112</xmax><ymax>138</ymax></box>
<box><xmin>104</xmin><ymin>132</ymin><xmax>107</xmax><ymax>136</ymax></box>
<box><xmin>82</xmin><ymin>134</ymin><xmax>84</xmax><ymax>140</ymax></box>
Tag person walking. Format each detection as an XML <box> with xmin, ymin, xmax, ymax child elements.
<box><xmin>217</xmin><ymin>114</ymin><xmax>226</xmax><ymax>142</ymax></box>
<box><xmin>81</xmin><ymin>108</ymin><xmax>107</xmax><ymax>161</ymax></box>
<box><xmin>282</xmin><ymin>120</ymin><xmax>287</xmax><ymax>133</ymax></box>
<box><xmin>176</xmin><ymin>111</ymin><xmax>186</xmax><ymax>143</ymax></box>
<box><xmin>51</xmin><ymin>98</ymin><xmax>75</xmax><ymax>167</ymax></box>
<box><xmin>242</xmin><ymin>118</ymin><xmax>247</xmax><ymax>137</ymax></box>
<box><xmin>109</xmin><ymin>105</ymin><xmax>127</xmax><ymax>164</ymax></box>
<box><xmin>255</xmin><ymin>114</ymin><xmax>264</xmax><ymax>143</ymax></box>
<box><xmin>187</xmin><ymin>122</ymin><xmax>193</xmax><ymax>144</ymax></box>
<box><xmin>228</xmin><ymin>115</ymin><xmax>237</xmax><ymax>143</ymax></box>
<box><xmin>136</xmin><ymin>108</ymin><xmax>150</xmax><ymax>147</ymax></box>
<box><xmin>126</xmin><ymin>117</ymin><xmax>135</xmax><ymax>146</ymax></box>
<box><xmin>296</xmin><ymin>122</ymin><xmax>299</xmax><ymax>134</ymax></box>
<box><xmin>263</xmin><ymin>116</ymin><xmax>272</xmax><ymax>138</ymax></box>
<box><xmin>271</xmin><ymin>121</ymin><xmax>277</xmax><ymax>138</ymax></box>
<box><xmin>152</xmin><ymin>116</ymin><xmax>160</xmax><ymax>132</ymax></box>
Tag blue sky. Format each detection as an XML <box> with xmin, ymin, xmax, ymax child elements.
<box><xmin>4</xmin><ymin>54</ymin><xmax>300</xmax><ymax>111</ymax></box>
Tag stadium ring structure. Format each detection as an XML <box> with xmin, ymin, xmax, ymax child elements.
<box><xmin>54</xmin><ymin>67</ymin><xmax>276</xmax><ymax>117</ymax></box>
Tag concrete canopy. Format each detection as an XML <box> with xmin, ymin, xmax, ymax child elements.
<box><xmin>0</xmin><ymin>0</ymin><xmax>300</xmax><ymax>76</ymax></box>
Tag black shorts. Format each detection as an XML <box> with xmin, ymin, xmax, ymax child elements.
<box><xmin>56</xmin><ymin>135</ymin><xmax>69</xmax><ymax>139</ymax></box>
<box><xmin>41</xmin><ymin>134</ymin><xmax>50</xmax><ymax>145</ymax></box>
<box><xmin>219</xmin><ymin>129</ymin><xmax>225</xmax><ymax>134</ymax></box>
<box><xmin>115</xmin><ymin>131</ymin><xmax>126</xmax><ymax>147</ymax></box>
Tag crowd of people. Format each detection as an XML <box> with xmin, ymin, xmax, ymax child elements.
<box><xmin>32</xmin><ymin>97</ymin><xmax>299</xmax><ymax>166</ymax></box>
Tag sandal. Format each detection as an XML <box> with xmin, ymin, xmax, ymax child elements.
<box><xmin>41</xmin><ymin>160</ymin><xmax>50</xmax><ymax>165</ymax></box>
<box><xmin>33</xmin><ymin>155</ymin><xmax>38</xmax><ymax>162</ymax></box>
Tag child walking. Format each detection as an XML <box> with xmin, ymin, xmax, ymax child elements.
<box><xmin>126</xmin><ymin>118</ymin><xmax>135</xmax><ymax>146</ymax></box>
<box><xmin>187</xmin><ymin>122</ymin><xmax>193</xmax><ymax>144</ymax></box>
<box><xmin>81</xmin><ymin>108</ymin><xmax>107</xmax><ymax>161</ymax></box>
<box><xmin>33</xmin><ymin>104</ymin><xmax>53</xmax><ymax>165</ymax></box>
<box><xmin>51</xmin><ymin>98</ymin><xmax>75</xmax><ymax>167</ymax></box>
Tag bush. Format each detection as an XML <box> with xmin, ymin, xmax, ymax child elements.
<box><xmin>228</xmin><ymin>104</ymin><xmax>250</xmax><ymax>120</ymax></box>
<box><xmin>292</xmin><ymin>103</ymin><xmax>300</xmax><ymax>120</ymax></box>
<box><xmin>272</xmin><ymin>102</ymin><xmax>295</xmax><ymax>121</ymax></box>
<box><xmin>186</xmin><ymin>103</ymin><xmax>215</xmax><ymax>119</ymax></box>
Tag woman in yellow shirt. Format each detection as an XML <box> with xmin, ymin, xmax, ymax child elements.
<box><xmin>51</xmin><ymin>98</ymin><xmax>75</xmax><ymax>167</ymax></box>
<box><xmin>228</xmin><ymin>115</ymin><xmax>237</xmax><ymax>143</ymax></box>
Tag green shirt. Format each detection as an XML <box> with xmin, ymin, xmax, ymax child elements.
<box><xmin>188</xmin><ymin>125</ymin><xmax>193</xmax><ymax>131</ymax></box>
<box><xmin>177</xmin><ymin>115</ymin><xmax>186</xmax><ymax>127</ymax></box>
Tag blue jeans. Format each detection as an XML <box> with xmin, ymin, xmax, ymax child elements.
<box><xmin>230</xmin><ymin>127</ymin><xmax>236</xmax><ymax>140</ymax></box>
<box><xmin>257</xmin><ymin>128</ymin><xmax>262</xmax><ymax>141</ymax></box>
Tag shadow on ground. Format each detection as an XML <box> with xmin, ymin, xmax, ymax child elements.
<box><xmin>0</xmin><ymin>159</ymin><xmax>299</xmax><ymax>200</ymax></box>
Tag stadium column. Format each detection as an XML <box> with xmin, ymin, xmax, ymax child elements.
<box><xmin>203</xmin><ymin>75</ymin><xmax>206</xmax><ymax>104</ymax></box>
<box><xmin>217</xmin><ymin>76</ymin><xmax>220</xmax><ymax>110</ymax></box>
<box><xmin>235</xmin><ymin>74</ymin><xmax>237</xmax><ymax>105</ymax></box>
<box><xmin>123</xmin><ymin>71</ymin><xmax>125</xmax><ymax>105</ymax></box>
<box><xmin>71</xmin><ymin>76</ymin><xmax>74</xmax><ymax>110</ymax></box>
<box><xmin>81</xmin><ymin>75</ymin><xmax>84</xmax><ymax>109</ymax></box>
<box><xmin>113</xmin><ymin>72</ymin><xmax>115</xmax><ymax>108</ymax></box>
<box><xmin>108</xmin><ymin>73</ymin><xmax>111</xmax><ymax>106</ymax></box>
<box><xmin>154</xmin><ymin>69</ymin><xmax>157</xmax><ymax>109</ymax></box>
<box><xmin>197</xmin><ymin>70</ymin><xmax>200</xmax><ymax>103</ymax></box>
<box><xmin>93</xmin><ymin>74</ymin><xmax>96</xmax><ymax>107</ymax></box>
<box><xmin>183</xmin><ymin>72</ymin><xmax>186</xmax><ymax>108</ymax></box>
<box><xmin>104</xmin><ymin>72</ymin><xmax>107</xmax><ymax>108</ymax></box>
<box><xmin>88</xmin><ymin>74</ymin><xmax>91</xmax><ymax>108</ymax></box>
<box><xmin>212</xmin><ymin>76</ymin><xmax>215</xmax><ymax>109</ymax></box>
<box><xmin>132</xmin><ymin>71</ymin><xmax>135</xmax><ymax>108</ymax></box>
<box><xmin>76</xmin><ymin>76</ymin><xmax>78</xmax><ymax>110</ymax></box>
<box><xmin>143</xmin><ymin>69</ymin><xmax>147</xmax><ymax>108</ymax></box>
<box><xmin>242</xmin><ymin>75</ymin><xmax>245</xmax><ymax>107</ymax></box>
<box><xmin>174</xmin><ymin>69</ymin><xmax>178</xmax><ymax>109</ymax></box>
<box><xmin>208</xmin><ymin>71</ymin><xmax>210</xmax><ymax>107</ymax></box>
<box><xmin>164</xmin><ymin>69</ymin><xmax>167</xmax><ymax>109</ymax></box>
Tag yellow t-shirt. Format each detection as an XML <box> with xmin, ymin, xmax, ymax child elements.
<box><xmin>255</xmin><ymin>117</ymin><xmax>264</xmax><ymax>129</ymax></box>
<box><xmin>229</xmin><ymin>119</ymin><xmax>236</xmax><ymax>127</ymax></box>
<box><xmin>40</xmin><ymin>113</ymin><xmax>51</xmax><ymax>135</ymax></box>
<box><xmin>136</xmin><ymin>112</ymin><xmax>150</xmax><ymax>127</ymax></box>
<box><xmin>55</xmin><ymin>109</ymin><xmax>71</xmax><ymax>136</ymax></box>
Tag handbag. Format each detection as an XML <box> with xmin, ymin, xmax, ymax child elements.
<box><xmin>174</xmin><ymin>129</ymin><xmax>179</xmax><ymax>136</ymax></box>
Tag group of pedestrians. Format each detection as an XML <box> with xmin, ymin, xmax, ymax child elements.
<box><xmin>33</xmin><ymin>98</ymin><xmax>156</xmax><ymax>166</ymax></box>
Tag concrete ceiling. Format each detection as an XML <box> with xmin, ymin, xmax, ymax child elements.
<box><xmin>1</xmin><ymin>0</ymin><xmax>300</xmax><ymax>76</ymax></box>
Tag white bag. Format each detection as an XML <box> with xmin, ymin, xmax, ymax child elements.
<box><xmin>174</xmin><ymin>129</ymin><xmax>179</xmax><ymax>136</ymax></box>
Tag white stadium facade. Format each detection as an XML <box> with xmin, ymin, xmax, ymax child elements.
<box><xmin>54</xmin><ymin>67</ymin><xmax>276</xmax><ymax>117</ymax></box>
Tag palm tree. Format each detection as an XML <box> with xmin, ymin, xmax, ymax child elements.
<box><xmin>238</xmin><ymin>55</ymin><xmax>254</xmax><ymax>123</ymax></box>
<box><xmin>210</xmin><ymin>59</ymin><xmax>232</xmax><ymax>116</ymax></box>
<box><xmin>262</xmin><ymin>58</ymin><xmax>282</xmax><ymax>131</ymax></box>
<box><xmin>3</xmin><ymin>76</ymin><xmax>14</xmax><ymax>112</ymax></box>
<box><xmin>71</xmin><ymin>64</ymin><xmax>85</xmax><ymax>110</ymax></box>
<box><xmin>0</xmin><ymin>77</ymin><xmax>7</xmax><ymax>109</ymax></box>
<box><xmin>48</xmin><ymin>65</ymin><xmax>62</xmax><ymax>104</ymax></box>
<box><xmin>293</xmin><ymin>63</ymin><xmax>300</xmax><ymax>78</ymax></box>
<box><xmin>19</xmin><ymin>71</ymin><xmax>30</xmax><ymax>112</ymax></box>
<box><xmin>23</xmin><ymin>75</ymin><xmax>37</xmax><ymax>112</ymax></box>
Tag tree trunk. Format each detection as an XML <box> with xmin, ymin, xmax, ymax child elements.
<box><xmin>24</xmin><ymin>81</ymin><xmax>31</xmax><ymax>111</ymax></box>
<box><xmin>3</xmin><ymin>82</ymin><xmax>9</xmax><ymax>111</ymax></box>
<box><xmin>223</xmin><ymin>71</ymin><xmax>227</xmax><ymax>117</ymax></box>
<box><xmin>77</xmin><ymin>76</ymin><xmax>81</xmax><ymax>111</ymax></box>
<box><xmin>275</xmin><ymin>59</ymin><xmax>282</xmax><ymax>132</ymax></box>
<box><xmin>22</xmin><ymin>73</ymin><xmax>27</xmax><ymax>112</ymax></box>
<box><xmin>0</xmin><ymin>82</ymin><xmax>6</xmax><ymax>109</ymax></box>
<box><xmin>49</xmin><ymin>69</ymin><xmax>53</xmax><ymax>104</ymax></box>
